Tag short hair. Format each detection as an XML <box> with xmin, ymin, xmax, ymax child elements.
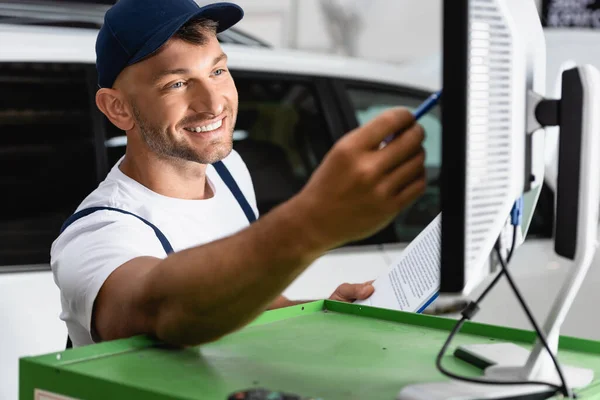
<box><xmin>173</xmin><ymin>18</ymin><xmax>219</xmax><ymax>46</ymax></box>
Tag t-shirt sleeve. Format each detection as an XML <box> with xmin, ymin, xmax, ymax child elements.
<box><xmin>50</xmin><ymin>210</ymin><xmax>167</xmax><ymax>338</ymax></box>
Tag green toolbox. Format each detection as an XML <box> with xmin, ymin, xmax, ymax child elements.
<box><xmin>19</xmin><ymin>301</ymin><xmax>600</xmax><ymax>400</ymax></box>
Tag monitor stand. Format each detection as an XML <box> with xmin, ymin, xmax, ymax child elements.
<box><xmin>398</xmin><ymin>64</ymin><xmax>600</xmax><ymax>400</ymax></box>
<box><xmin>396</xmin><ymin>246</ymin><xmax>595</xmax><ymax>400</ymax></box>
<box><xmin>443</xmin><ymin>222</ymin><xmax>597</xmax><ymax>398</ymax></box>
<box><xmin>454</xmin><ymin>341</ymin><xmax>593</xmax><ymax>390</ymax></box>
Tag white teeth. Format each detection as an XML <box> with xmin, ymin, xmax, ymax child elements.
<box><xmin>186</xmin><ymin>119</ymin><xmax>223</xmax><ymax>133</ymax></box>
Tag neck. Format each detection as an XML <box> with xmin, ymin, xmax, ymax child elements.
<box><xmin>119</xmin><ymin>148</ymin><xmax>213</xmax><ymax>200</ymax></box>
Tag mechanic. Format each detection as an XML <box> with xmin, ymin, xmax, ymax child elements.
<box><xmin>50</xmin><ymin>0</ymin><xmax>426</xmax><ymax>348</ymax></box>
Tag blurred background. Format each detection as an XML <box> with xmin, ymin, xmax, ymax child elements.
<box><xmin>221</xmin><ymin>0</ymin><xmax>443</xmax><ymax>62</ymax></box>
<box><xmin>3</xmin><ymin>0</ymin><xmax>600</xmax><ymax>399</ymax></box>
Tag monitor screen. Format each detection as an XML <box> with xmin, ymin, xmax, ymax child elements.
<box><xmin>440</xmin><ymin>0</ymin><xmax>546</xmax><ymax>294</ymax></box>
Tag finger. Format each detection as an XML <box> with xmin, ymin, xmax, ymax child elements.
<box><xmin>357</xmin><ymin>283</ymin><xmax>375</xmax><ymax>300</ymax></box>
<box><xmin>349</xmin><ymin>108</ymin><xmax>416</xmax><ymax>150</ymax></box>
<box><xmin>334</xmin><ymin>283</ymin><xmax>360</xmax><ymax>300</ymax></box>
<box><xmin>393</xmin><ymin>174</ymin><xmax>427</xmax><ymax>210</ymax></box>
<box><xmin>336</xmin><ymin>282</ymin><xmax>374</xmax><ymax>301</ymax></box>
<box><xmin>377</xmin><ymin>123</ymin><xmax>425</xmax><ymax>173</ymax></box>
<box><xmin>333</xmin><ymin>283</ymin><xmax>353</xmax><ymax>300</ymax></box>
<box><xmin>384</xmin><ymin>150</ymin><xmax>426</xmax><ymax>195</ymax></box>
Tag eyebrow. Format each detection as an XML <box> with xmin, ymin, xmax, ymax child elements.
<box><xmin>152</xmin><ymin>52</ymin><xmax>228</xmax><ymax>84</ymax></box>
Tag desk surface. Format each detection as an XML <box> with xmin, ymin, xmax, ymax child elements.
<box><xmin>20</xmin><ymin>301</ymin><xmax>600</xmax><ymax>400</ymax></box>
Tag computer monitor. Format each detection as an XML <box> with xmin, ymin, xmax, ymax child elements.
<box><xmin>439</xmin><ymin>0</ymin><xmax>547</xmax><ymax>295</ymax></box>
<box><xmin>400</xmin><ymin>0</ymin><xmax>600</xmax><ymax>398</ymax></box>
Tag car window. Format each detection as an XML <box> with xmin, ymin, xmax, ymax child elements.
<box><xmin>346</xmin><ymin>86</ymin><xmax>442</xmax><ymax>242</ymax></box>
<box><xmin>231</xmin><ymin>73</ymin><xmax>334</xmax><ymax>216</ymax></box>
<box><xmin>0</xmin><ymin>62</ymin><xmax>99</xmax><ymax>268</ymax></box>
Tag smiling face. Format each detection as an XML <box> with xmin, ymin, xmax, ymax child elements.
<box><xmin>115</xmin><ymin>26</ymin><xmax>238</xmax><ymax>165</ymax></box>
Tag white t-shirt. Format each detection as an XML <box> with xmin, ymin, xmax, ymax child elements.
<box><xmin>50</xmin><ymin>150</ymin><xmax>258</xmax><ymax>347</ymax></box>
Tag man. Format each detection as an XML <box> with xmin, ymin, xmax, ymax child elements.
<box><xmin>51</xmin><ymin>0</ymin><xmax>426</xmax><ymax>348</ymax></box>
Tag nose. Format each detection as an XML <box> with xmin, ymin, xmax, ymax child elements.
<box><xmin>188</xmin><ymin>81</ymin><xmax>224</xmax><ymax>116</ymax></box>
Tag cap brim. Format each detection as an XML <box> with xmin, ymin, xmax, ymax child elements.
<box><xmin>128</xmin><ymin>2</ymin><xmax>243</xmax><ymax>66</ymax></box>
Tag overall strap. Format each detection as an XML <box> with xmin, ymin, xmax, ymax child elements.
<box><xmin>62</xmin><ymin>206</ymin><xmax>174</xmax><ymax>350</ymax></box>
<box><xmin>213</xmin><ymin>160</ymin><xmax>257</xmax><ymax>223</ymax></box>
<box><xmin>60</xmin><ymin>206</ymin><xmax>174</xmax><ymax>254</ymax></box>
<box><xmin>63</xmin><ymin>162</ymin><xmax>252</xmax><ymax>349</ymax></box>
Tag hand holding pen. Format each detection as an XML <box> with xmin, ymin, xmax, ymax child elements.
<box><xmin>382</xmin><ymin>89</ymin><xmax>442</xmax><ymax>146</ymax></box>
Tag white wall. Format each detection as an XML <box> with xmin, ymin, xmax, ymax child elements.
<box><xmin>233</xmin><ymin>0</ymin><xmax>442</xmax><ymax>64</ymax></box>
<box><xmin>232</xmin><ymin>0</ymin><xmax>545</xmax><ymax>65</ymax></box>
<box><xmin>228</xmin><ymin>0</ymin><xmax>295</xmax><ymax>48</ymax></box>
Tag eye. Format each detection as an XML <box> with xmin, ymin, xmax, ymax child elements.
<box><xmin>214</xmin><ymin>68</ymin><xmax>226</xmax><ymax>76</ymax></box>
<box><xmin>169</xmin><ymin>81</ymin><xmax>185</xmax><ymax>89</ymax></box>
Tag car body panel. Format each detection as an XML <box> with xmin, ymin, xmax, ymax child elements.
<box><xmin>0</xmin><ymin>23</ymin><xmax>434</xmax><ymax>88</ymax></box>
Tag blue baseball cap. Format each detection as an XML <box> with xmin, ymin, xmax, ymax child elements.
<box><xmin>96</xmin><ymin>0</ymin><xmax>244</xmax><ymax>88</ymax></box>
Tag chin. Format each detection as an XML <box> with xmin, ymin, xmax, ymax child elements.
<box><xmin>198</xmin><ymin>141</ymin><xmax>233</xmax><ymax>164</ymax></box>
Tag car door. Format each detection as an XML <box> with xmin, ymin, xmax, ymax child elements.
<box><xmin>0</xmin><ymin>60</ymin><xmax>104</xmax><ymax>400</ymax></box>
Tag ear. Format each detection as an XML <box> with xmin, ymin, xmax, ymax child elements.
<box><xmin>95</xmin><ymin>88</ymin><xmax>135</xmax><ymax>131</ymax></box>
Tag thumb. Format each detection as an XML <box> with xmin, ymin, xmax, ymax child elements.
<box><xmin>357</xmin><ymin>282</ymin><xmax>375</xmax><ymax>300</ymax></box>
<box><xmin>330</xmin><ymin>282</ymin><xmax>375</xmax><ymax>302</ymax></box>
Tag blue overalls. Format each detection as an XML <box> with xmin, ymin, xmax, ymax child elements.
<box><xmin>60</xmin><ymin>161</ymin><xmax>256</xmax><ymax>348</ymax></box>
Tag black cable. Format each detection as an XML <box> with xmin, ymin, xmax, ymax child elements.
<box><xmin>472</xmin><ymin>223</ymin><xmax>518</xmax><ymax>305</ymax></box>
<box><xmin>494</xmin><ymin>228</ymin><xmax>574</xmax><ymax>398</ymax></box>
<box><xmin>473</xmin><ymin>268</ymin><xmax>504</xmax><ymax>305</ymax></box>
<box><xmin>435</xmin><ymin>315</ymin><xmax>562</xmax><ymax>392</ymax></box>
<box><xmin>435</xmin><ymin>225</ymin><xmax>569</xmax><ymax>397</ymax></box>
<box><xmin>427</xmin><ymin>222</ymin><xmax>517</xmax><ymax>316</ymax></box>
<box><xmin>507</xmin><ymin>224</ymin><xmax>517</xmax><ymax>263</ymax></box>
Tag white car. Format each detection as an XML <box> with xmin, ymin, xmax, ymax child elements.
<box><xmin>1</xmin><ymin>2</ymin><xmax>600</xmax><ymax>400</ymax></box>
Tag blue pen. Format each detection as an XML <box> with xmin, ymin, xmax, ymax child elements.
<box><xmin>383</xmin><ymin>89</ymin><xmax>442</xmax><ymax>144</ymax></box>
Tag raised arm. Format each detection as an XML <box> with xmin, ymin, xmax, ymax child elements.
<box><xmin>92</xmin><ymin>108</ymin><xmax>426</xmax><ymax>347</ymax></box>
